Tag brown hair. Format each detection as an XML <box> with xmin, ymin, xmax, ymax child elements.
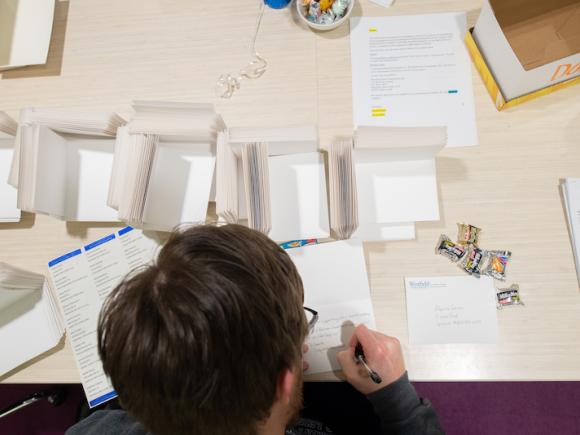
<box><xmin>97</xmin><ymin>224</ymin><xmax>307</xmax><ymax>435</ymax></box>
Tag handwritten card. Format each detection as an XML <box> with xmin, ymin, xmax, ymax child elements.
<box><xmin>305</xmin><ymin>299</ymin><xmax>374</xmax><ymax>373</ymax></box>
<box><xmin>287</xmin><ymin>240</ymin><xmax>376</xmax><ymax>373</ymax></box>
<box><xmin>405</xmin><ymin>276</ymin><xmax>498</xmax><ymax>344</ymax></box>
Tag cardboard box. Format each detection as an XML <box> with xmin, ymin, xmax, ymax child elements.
<box><xmin>468</xmin><ymin>0</ymin><xmax>580</xmax><ymax>110</ymax></box>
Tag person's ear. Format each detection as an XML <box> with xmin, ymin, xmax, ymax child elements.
<box><xmin>277</xmin><ymin>367</ymin><xmax>296</xmax><ymax>405</ymax></box>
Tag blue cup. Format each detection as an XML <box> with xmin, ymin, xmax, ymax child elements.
<box><xmin>264</xmin><ymin>0</ymin><xmax>292</xmax><ymax>9</ymax></box>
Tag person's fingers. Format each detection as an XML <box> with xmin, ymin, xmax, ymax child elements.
<box><xmin>337</xmin><ymin>347</ymin><xmax>374</xmax><ymax>388</ymax></box>
<box><xmin>349</xmin><ymin>324</ymin><xmax>380</xmax><ymax>355</ymax></box>
<box><xmin>337</xmin><ymin>347</ymin><xmax>356</xmax><ymax>374</ymax></box>
<box><xmin>302</xmin><ymin>343</ymin><xmax>309</xmax><ymax>353</ymax></box>
<box><xmin>348</xmin><ymin>324</ymin><xmax>368</xmax><ymax>347</ymax></box>
<box><xmin>349</xmin><ymin>330</ymin><xmax>357</xmax><ymax>347</ymax></box>
<box><xmin>303</xmin><ymin>359</ymin><xmax>309</xmax><ymax>371</ymax></box>
<box><xmin>349</xmin><ymin>325</ymin><xmax>396</xmax><ymax>345</ymax></box>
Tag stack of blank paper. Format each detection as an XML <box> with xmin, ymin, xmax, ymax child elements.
<box><xmin>0</xmin><ymin>112</ymin><xmax>20</xmax><ymax>222</ymax></box>
<box><xmin>108</xmin><ymin>101</ymin><xmax>224</xmax><ymax>232</ymax></box>
<box><xmin>216</xmin><ymin>126</ymin><xmax>330</xmax><ymax>242</ymax></box>
<box><xmin>0</xmin><ymin>262</ymin><xmax>64</xmax><ymax>376</ymax></box>
<box><xmin>562</xmin><ymin>178</ymin><xmax>580</xmax><ymax>286</ymax></box>
<box><xmin>9</xmin><ymin>107</ymin><xmax>125</xmax><ymax>187</ymax></box>
<box><xmin>11</xmin><ymin>108</ymin><xmax>125</xmax><ymax>221</ymax></box>
<box><xmin>328</xmin><ymin>126</ymin><xmax>446</xmax><ymax>241</ymax></box>
<box><xmin>0</xmin><ymin>0</ymin><xmax>55</xmax><ymax>71</ymax></box>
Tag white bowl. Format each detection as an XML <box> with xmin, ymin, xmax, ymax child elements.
<box><xmin>296</xmin><ymin>0</ymin><xmax>354</xmax><ymax>31</ymax></box>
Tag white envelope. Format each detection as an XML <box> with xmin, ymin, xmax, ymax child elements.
<box><xmin>405</xmin><ymin>276</ymin><xmax>498</xmax><ymax>345</ymax></box>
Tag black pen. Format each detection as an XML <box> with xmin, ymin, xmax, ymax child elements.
<box><xmin>355</xmin><ymin>343</ymin><xmax>382</xmax><ymax>384</ymax></box>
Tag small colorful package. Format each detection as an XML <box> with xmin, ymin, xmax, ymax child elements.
<box><xmin>435</xmin><ymin>234</ymin><xmax>466</xmax><ymax>262</ymax></box>
<box><xmin>460</xmin><ymin>245</ymin><xmax>488</xmax><ymax>276</ymax></box>
<box><xmin>496</xmin><ymin>284</ymin><xmax>524</xmax><ymax>309</ymax></box>
<box><xmin>457</xmin><ymin>223</ymin><xmax>481</xmax><ymax>246</ymax></box>
<box><xmin>280</xmin><ymin>239</ymin><xmax>318</xmax><ymax>250</ymax></box>
<box><xmin>483</xmin><ymin>250</ymin><xmax>512</xmax><ymax>280</ymax></box>
<box><xmin>303</xmin><ymin>0</ymin><xmax>351</xmax><ymax>25</ymax></box>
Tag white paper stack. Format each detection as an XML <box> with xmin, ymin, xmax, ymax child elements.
<box><xmin>0</xmin><ymin>262</ymin><xmax>65</xmax><ymax>376</ymax></box>
<box><xmin>0</xmin><ymin>111</ymin><xmax>20</xmax><ymax>222</ymax></box>
<box><xmin>216</xmin><ymin>126</ymin><xmax>331</xmax><ymax>242</ymax></box>
<box><xmin>328</xmin><ymin>126</ymin><xmax>446</xmax><ymax>241</ymax></box>
<box><xmin>108</xmin><ymin>102</ymin><xmax>224</xmax><ymax>232</ymax></box>
<box><xmin>562</xmin><ymin>178</ymin><xmax>580</xmax><ymax>286</ymax></box>
<box><xmin>10</xmin><ymin>108</ymin><xmax>125</xmax><ymax>221</ymax></box>
<box><xmin>287</xmin><ymin>240</ymin><xmax>375</xmax><ymax>374</ymax></box>
<box><xmin>0</xmin><ymin>0</ymin><xmax>55</xmax><ymax>71</ymax></box>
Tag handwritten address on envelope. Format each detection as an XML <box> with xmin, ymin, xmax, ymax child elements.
<box><xmin>405</xmin><ymin>276</ymin><xmax>498</xmax><ymax>345</ymax></box>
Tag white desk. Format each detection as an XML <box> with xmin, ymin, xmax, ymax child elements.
<box><xmin>1</xmin><ymin>0</ymin><xmax>579</xmax><ymax>382</ymax></box>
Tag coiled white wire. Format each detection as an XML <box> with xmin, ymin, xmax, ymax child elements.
<box><xmin>216</xmin><ymin>1</ymin><xmax>268</xmax><ymax>99</ymax></box>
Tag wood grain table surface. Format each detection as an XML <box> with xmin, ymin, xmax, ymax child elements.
<box><xmin>1</xmin><ymin>0</ymin><xmax>579</xmax><ymax>383</ymax></box>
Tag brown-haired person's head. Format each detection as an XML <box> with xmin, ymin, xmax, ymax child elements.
<box><xmin>97</xmin><ymin>224</ymin><xmax>308</xmax><ymax>435</ymax></box>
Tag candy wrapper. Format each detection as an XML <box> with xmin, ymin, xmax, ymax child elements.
<box><xmin>308</xmin><ymin>1</ymin><xmax>321</xmax><ymax>20</ymax></box>
<box><xmin>460</xmin><ymin>245</ymin><xmax>488</xmax><ymax>276</ymax></box>
<box><xmin>332</xmin><ymin>0</ymin><xmax>349</xmax><ymax>15</ymax></box>
<box><xmin>483</xmin><ymin>250</ymin><xmax>511</xmax><ymax>280</ymax></box>
<box><xmin>435</xmin><ymin>234</ymin><xmax>466</xmax><ymax>262</ymax></box>
<box><xmin>280</xmin><ymin>239</ymin><xmax>318</xmax><ymax>250</ymax></box>
<box><xmin>303</xmin><ymin>0</ymin><xmax>350</xmax><ymax>25</ymax></box>
<box><xmin>319</xmin><ymin>10</ymin><xmax>335</xmax><ymax>24</ymax></box>
<box><xmin>457</xmin><ymin>223</ymin><xmax>481</xmax><ymax>246</ymax></box>
<box><xmin>319</xmin><ymin>0</ymin><xmax>333</xmax><ymax>10</ymax></box>
<box><xmin>436</xmin><ymin>224</ymin><xmax>514</xmax><ymax>281</ymax></box>
<box><xmin>496</xmin><ymin>284</ymin><xmax>524</xmax><ymax>309</ymax></box>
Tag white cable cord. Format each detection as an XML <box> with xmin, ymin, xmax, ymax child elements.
<box><xmin>216</xmin><ymin>1</ymin><xmax>268</xmax><ymax>99</ymax></box>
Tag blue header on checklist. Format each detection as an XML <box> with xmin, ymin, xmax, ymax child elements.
<box><xmin>118</xmin><ymin>226</ymin><xmax>134</xmax><ymax>236</ymax></box>
<box><xmin>89</xmin><ymin>390</ymin><xmax>118</xmax><ymax>408</ymax></box>
<box><xmin>48</xmin><ymin>249</ymin><xmax>82</xmax><ymax>268</ymax></box>
<box><xmin>84</xmin><ymin>234</ymin><xmax>116</xmax><ymax>252</ymax></box>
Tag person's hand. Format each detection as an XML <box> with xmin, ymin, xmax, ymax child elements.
<box><xmin>302</xmin><ymin>343</ymin><xmax>309</xmax><ymax>372</ymax></box>
<box><xmin>337</xmin><ymin>324</ymin><xmax>405</xmax><ymax>395</ymax></box>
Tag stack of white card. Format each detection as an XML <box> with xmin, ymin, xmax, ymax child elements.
<box><xmin>215</xmin><ymin>126</ymin><xmax>331</xmax><ymax>242</ymax></box>
<box><xmin>328</xmin><ymin>126</ymin><xmax>447</xmax><ymax>241</ymax></box>
<box><xmin>0</xmin><ymin>0</ymin><xmax>55</xmax><ymax>71</ymax></box>
<box><xmin>108</xmin><ymin>101</ymin><xmax>224</xmax><ymax>231</ymax></box>
<box><xmin>328</xmin><ymin>138</ymin><xmax>358</xmax><ymax>240</ymax></box>
<box><xmin>10</xmin><ymin>108</ymin><xmax>125</xmax><ymax>221</ymax></box>
<box><xmin>562</xmin><ymin>178</ymin><xmax>580</xmax><ymax>286</ymax></box>
<box><xmin>0</xmin><ymin>262</ymin><xmax>65</xmax><ymax>376</ymax></box>
<box><xmin>0</xmin><ymin>112</ymin><xmax>20</xmax><ymax>222</ymax></box>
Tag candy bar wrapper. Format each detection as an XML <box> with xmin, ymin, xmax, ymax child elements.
<box><xmin>319</xmin><ymin>0</ymin><xmax>334</xmax><ymax>11</ymax></box>
<box><xmin>435</xmin><ymin>234</ymin><xmax>466</xmax><ymax>263</ymax></box>
<box><xmin>332</xmin><ymin>0</ymin><xmax>349</xmax><ymax>15</ymax></box>
<box><xmin>280</xmin><ymin>239</ymin><xmax>318</xmax><ymax>250</ymax></box>
<box><xmin>304</xmin><ymin>0</ymin><xmax>350</xmax><ymax>24</ymax></box>
<box><xmin>457</xmin><ymin>223</ymin><xmax>481</xmax><ymax>246</ymax></box>
<box><xmin>496</xmin><ymin>284</ymin><xmax>524</xmax><ymax>309</ymax></box>
<box><xmin>459</xmin><ymin>245</ymin><xmax>488</xmax><ymax>277</ymax></box>
<box><xmin>483</xmin><ymin>250</ymin><xmax>512</xmax><ymax>281</ymax></box>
